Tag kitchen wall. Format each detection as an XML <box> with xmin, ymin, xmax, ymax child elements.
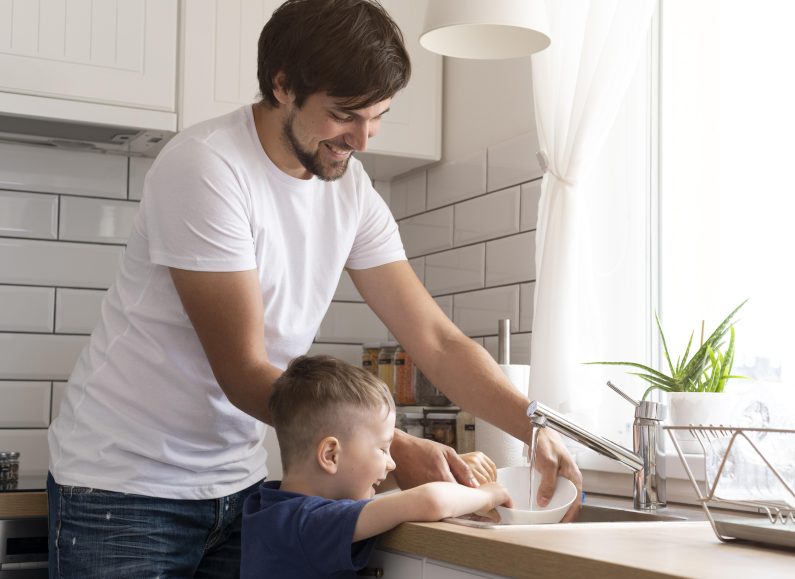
<box><xmin>0</xmin><ymin>143</ymin><xmax>151</xmax><ymax>476</ymax></box>
<box><xmin>0</xmin><ymin>57</ymin><xmax>540</xmax><ymax>478</ymax></box>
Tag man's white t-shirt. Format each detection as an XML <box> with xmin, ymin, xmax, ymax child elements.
<box><xmin>48</xmin><ymin>106</ymin><xmax>406</xmax><ymax>499</ymax></box>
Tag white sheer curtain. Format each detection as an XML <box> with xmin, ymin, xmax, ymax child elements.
<box><xmin>529</xmin><ymin>0</ymin><xmax>655</xmax><ymax>426</ymax></box>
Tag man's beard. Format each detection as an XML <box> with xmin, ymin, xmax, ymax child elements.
<box><xmin>282</xmin><ymin>112</ymin><xmax>351</xmax><ymax>181</ymax></box>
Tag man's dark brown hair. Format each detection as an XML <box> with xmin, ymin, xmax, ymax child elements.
<box><xmin>257</xmin><ymin>0</ymin><xmax>411</xmax><ymax>109</ymax></box>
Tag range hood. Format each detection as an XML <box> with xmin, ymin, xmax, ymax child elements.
<box><xmin>0</xmin><ymin>112</ymin><xmax>175</xmax><ymax>158</ymax></box>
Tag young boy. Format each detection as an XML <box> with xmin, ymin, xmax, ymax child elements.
<box><xmin>241</xmin><ymin>355</ymin><xmax>512</xmax><ymax>578</ymax></box>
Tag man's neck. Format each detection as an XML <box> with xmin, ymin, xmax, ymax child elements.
<box><xmin>251</xmin><ymin>102</ymin><xmax>310</xmax><ymax>180</ymax></box>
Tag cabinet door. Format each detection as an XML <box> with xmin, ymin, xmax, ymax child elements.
<box><xmin>0</xmin><ymin>0</ymin><xmax>177</xmax><ymax>111</ymax></box>
<box><xmin>368</xmin><ymin>548</ymin><xmax>423</xmax><ymax>579</ymax></box>
<box><xmin>179</xmin><ymin>0</ymin><xmax>277</xmax><ymax>130</ymax></box>
<box><xmin>425</xmin><ymin>561</ymin><xmax>507</xmax><ymax>579</ymax></box>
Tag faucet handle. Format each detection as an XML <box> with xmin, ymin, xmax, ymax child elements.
<box><xmin>607</xmin><ymin>381</ymin><xmax>667</xmax><ymax>421</ymax></box>
<box><xmin>606</xmin><ymin>381</ymin><xmax>640</xmax><ymax>407</ymax></box>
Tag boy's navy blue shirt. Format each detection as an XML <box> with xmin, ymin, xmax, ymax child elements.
<box><xmin>241</xmin><ymin>480</ymin><xmax>378</xmax><ymax>578</ymax></box>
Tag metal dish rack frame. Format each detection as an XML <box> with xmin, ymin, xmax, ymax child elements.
<box><xmin>665</xmin><ymin>425</ymin><xmax>795</xmax><ymax>544</ymax></box>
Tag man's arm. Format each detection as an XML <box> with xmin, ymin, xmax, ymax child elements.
<box><xmin>169</xmin><ymin>267</ymin><xmax>282</xmax><ymax>424</ymax></box>
<box><xmin>353</xmin><ymin>481</ymin><xmax>512</xmax><ymax>542</ymax></box>
<box><xmin>349</xmin><ymin>261</ymin><xmax>582</xmax><ymax>521</ymax></box>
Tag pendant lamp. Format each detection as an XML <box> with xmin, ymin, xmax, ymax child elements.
<box><xmin>419</xmin><ymin>0</ymin><xmax>550</xmax><ymax>59</ymax></box>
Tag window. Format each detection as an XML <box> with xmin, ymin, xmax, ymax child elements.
<box><xmin>660</xmin><ymin>0</ymin><xmax>795</xmax><ymax>390</ymax></box>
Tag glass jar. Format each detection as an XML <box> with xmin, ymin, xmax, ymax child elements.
<box><xmin>413</xmin><ymin>368</ymin><xmax>451</xmax><ymax>406</ymax></box>
<box><xmin>0</xmin><ymin>452</ymin><xmax>10</xmax><ymax>482</ymax></box>
<box><xmin>377</xmin><ymin>342</ymin><xmax>398</xmax><ymax>395</ymax></box>
<box><xmin>426</xmin><ymin>413</ymin><xmax>457</xmax><ymax>448</ymax></box>
<box><xmin>399</xmin><ymin>412</ymin><xmax>425</xmax><ymax>438</ymax></box>
<box><xmin>7</xmin><ymin>451</ymin><xmax>19</xmax><ymax>482</ymax></box>
<box><xmin>393</xmin><ymin>346</ymin><xmax>416</xmax><ymax>405</ymax></box>
<box><xmin>361</xmin><ymin>342</ymin><xmax>380</xmax><ymax>376</ymax></box>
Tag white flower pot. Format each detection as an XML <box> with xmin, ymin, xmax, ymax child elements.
<box><xmin>666</xmin><ymin>392</ymin><xmax>742</xmax><ymax>454</ymax></box>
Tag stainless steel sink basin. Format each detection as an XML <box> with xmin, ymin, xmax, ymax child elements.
<box><xmin>572</xmin><ymin>504</ymin><xmax>689</xmax><ymax>523</ymax></box>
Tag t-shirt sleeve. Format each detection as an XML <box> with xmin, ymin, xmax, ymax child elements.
<box><xmin>345</xmin><ymin>172</ymin><xmax>406</xmax><ymax>270</ymax></box>
<box><xmin>142</xmin><ymin>138</ymin><xmax>257</xmax><ymax>272</ymax></box>
<box><xmin>297</xmin><ymin>498</ymin><xmax>378</xmax><ymax>575</ymax></box>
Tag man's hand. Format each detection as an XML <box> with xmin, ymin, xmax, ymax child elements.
<box><xmin>533</xmin><ymin>428</ymin><xmax>583</xmax><ymax>522</ymax></box>
<box><xmin>390</xmin><ymin>429</ymin><xmax>479</xmax><ymax>489</ymax></box>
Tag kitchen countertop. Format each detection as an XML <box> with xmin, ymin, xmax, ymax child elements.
<box><xmin>377</xmin><ymin>497</ymin><xmax>795</xmax><ymax>578</ymax></box>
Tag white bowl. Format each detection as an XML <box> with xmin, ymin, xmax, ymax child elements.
<box><xmin>494</xmin><ymin>466</ymin><xmax>578</xmax><ymax>525</ymax></box>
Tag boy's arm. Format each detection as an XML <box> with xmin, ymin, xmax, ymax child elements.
<box><xmin>353</xmin><ymin>482</ymin><xmax>512</xmax><ymax>542</ymax></box>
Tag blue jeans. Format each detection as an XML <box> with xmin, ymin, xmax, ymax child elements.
<box><xmin>47</xmin><ymin>473</ymin><xmax>261</xmax><ymax>578</ymax></box>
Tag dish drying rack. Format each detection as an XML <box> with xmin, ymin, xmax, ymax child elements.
<box><xmin>665</xmin><ymin>425</ymin><xmax>795</xmax><ymax>549</ymax></box>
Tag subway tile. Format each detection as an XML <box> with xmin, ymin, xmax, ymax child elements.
<box><xmin>487</xmin><ymin>132</ymin><xmax>543</xmax><ymax>192</ymax></box>
<box><xmin>52</xmin><ymin>381</ymin><xmax>67</xmax><ymax>422</ymax></box>
<box><xmin>483</xmin><ymin>332</ymin><xmax>532</xmax><ymax>365</ymax></box>
<box><xmin>453</xmin><ymin>286</ymin><xmax>520</xmax><ymax>337</ymax></box>
<box><xmin>0</xmin><ymin>381</ymin><xmax>51</xmax><ymax>427</ymax></box>
<box><xmin>0</xmin><ymin>429</ymin><xmax>49</xmax><ymax>477</ymax></box>
<box><xmin>520</xmin><ymin>179</ymin><xmax>542</xmax><ymax>231</ymax></box>
<box><xmin>307</xmin><ymin>343</ymin><xmax>363</xmax><ymax>367</ymax></box>
<box><xmin>333</xmin><ymin>270</ymin><xmax>364</xmax><ymax>302</ymax></box>
<box><xmin>520</xmin><ymin>283</ymin><xmax>535</xmax><ymax>332</ymax></box>
<box><xmin>0</xmin><ymin>238</ymin><xmax>123</xmax><ymax>288</ymax></box>
<box><xmin>0</xmin><ymin>190</ymin><xmax>57</xmax><ymax>239</ymax></box>
<box><xmin>59</xmin><ymin>196</ymin><xmax>138</xmax><ymax>244</ymax></box>
<box><xmin>0</xmin><ymin>333</ymin><xmax>88</xmax><ymax>380</ymax></box>
<box><xmin>0</xmin><ymin>142</ymin><xmax>127</xmax><ymax>198</ymax></box>
<box><xmin>0</xmin><ymin>286</ymin><xmax>54</xmax><ymax>332</ymax></box>
<box><xmin>425</xmin><ymin>245</ymin><xmax>485</xmax><ymax>296</ymax></box>
<box><xmin>389</xmin><ymin>170</ymin><xmax>426</xmax><ymax>219</ymax></box>
<box><xmin>426</xmin><ymin>150</ymin><xmax>487</xmax><ymax>210</ymax></box>
<box><xmin>315</xmin><ymin>302</ymin><xmax>388</xmax><ymax>344</ymax></box>
<box><xmin>55</xmin><ymin>288</ymin><xmax>106</xmax><ymax>334</ymax></box>
<box><xmin>454</xmin><ymin>187</ymin><xmax>520</xmax><ymax>246</ymax></box>
<box><xmin>129</xmin><ymin>157</ymin><xmax>154</xmax><ymax>201</ymax></box>
<box><xmin>434</xmin><ymin>295</ymin><xmax>453</xmax><ymax>321</ymax></box>
<box><xmin>398</xmin><ymin>207</ymin><xmax>453</xmax><ymax>258</ymax></box>
<box><xmin>409</xmin><ymin>257</ymin><xmax>425</xmax><ymax>284</ymax></box>
<box><xmin>486</xmin><ymin>231</ymin><xmax>535</xmax><ymax>286</ymax></box>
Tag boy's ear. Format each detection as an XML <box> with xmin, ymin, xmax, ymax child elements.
<box><xmin>317</xmin><ymin>436</ymin><xmax>341</xmax><ymax>474</ymax></box>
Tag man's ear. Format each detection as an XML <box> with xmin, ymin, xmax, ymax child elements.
<box><xmin>272</xmin><ymin>71</ymin><xmax>294</xmax><ymax>106</ymax></box>
<box><xmin>317</xmin><ymin>436</ymin><xmax>341</xmax><ymax>474</ymax></box>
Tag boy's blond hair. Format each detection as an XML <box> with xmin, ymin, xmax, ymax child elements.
<box><xmin>269</xmin><ymin>355</ymin><xmax>395</xmax><ymax>472</ymax></box>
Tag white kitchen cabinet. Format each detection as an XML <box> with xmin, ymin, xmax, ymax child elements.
<box><xmin>424</xmin><ymin>561</ymin><xmax>507</xmax><ymax>579</ymax></box>
<box><xmin>178</xmin><ymin>0</ymin><xmax>275</xmax><ymax>130</ymax></box>
<box><xmin>369</xmin><ymin>548</ymin><xmax>423</xmax><ymax>578</ymax></box>
<box><xmin>369</xmin><ymin>549</ymin><xmax>507</xmax><ymax>579</ymax></box>
<box><xmin>0</xmin><ymin>0</ymin><xmax>178</xmax><ymax>129</ymax></box>
<box><xmin>178</xmin><ymin>0</ymin><xmax>441</xmax><ymax>179</ymax></box>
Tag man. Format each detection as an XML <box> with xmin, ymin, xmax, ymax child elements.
<box><xmin>47</xmin><ymin>0</ymin><xmax>581</xmax><ymax>576</ymax></box>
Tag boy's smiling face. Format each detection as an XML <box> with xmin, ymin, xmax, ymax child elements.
<box><xmin>334</xmin><ymin>404</ymin><xmax>396</xmax><ymax>500</ymax></box>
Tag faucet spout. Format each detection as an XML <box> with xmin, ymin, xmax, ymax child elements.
<box><xmin>527</xmin><ymin>400</ymin><xmax>644</xmax><ymax>471</ymax></box>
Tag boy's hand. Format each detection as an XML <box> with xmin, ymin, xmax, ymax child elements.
<box><xmin>460</xmin><ymin>451</ymin><xmax>497</xmax><ymax>486</ymax></box>
<box><xmin>473</xmin><ymin>481</ymin><xmax>513</xmax><ymax>522</ymax></box>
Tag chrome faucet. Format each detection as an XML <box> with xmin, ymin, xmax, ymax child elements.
<box><xmin>527</xmin><ymin>381</ymin><xmax>667</xmax><ymax>511</ymax></box>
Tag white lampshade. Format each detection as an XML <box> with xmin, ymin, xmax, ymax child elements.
<box><xmin>420</xmin><ymin>0</ymin><xmax>550</xmax><ymax>60</ymax></box>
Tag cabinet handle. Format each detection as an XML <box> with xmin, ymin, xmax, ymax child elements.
<box><xmin>357</xmin><ymin>567</ymin><xmax>384</xmax><ymax>577</ymax></box>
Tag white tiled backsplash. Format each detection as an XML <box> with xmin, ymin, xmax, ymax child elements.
<box><xmin>0</xmin><ymin>128</ymin><xmax>541</xmax><ymax>476</ymax></box>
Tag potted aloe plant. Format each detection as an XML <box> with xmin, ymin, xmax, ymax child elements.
<box><xmin>589</xmin><ymin>300</ymin><xmax>747</xmax><ymax>451</ymax></box>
